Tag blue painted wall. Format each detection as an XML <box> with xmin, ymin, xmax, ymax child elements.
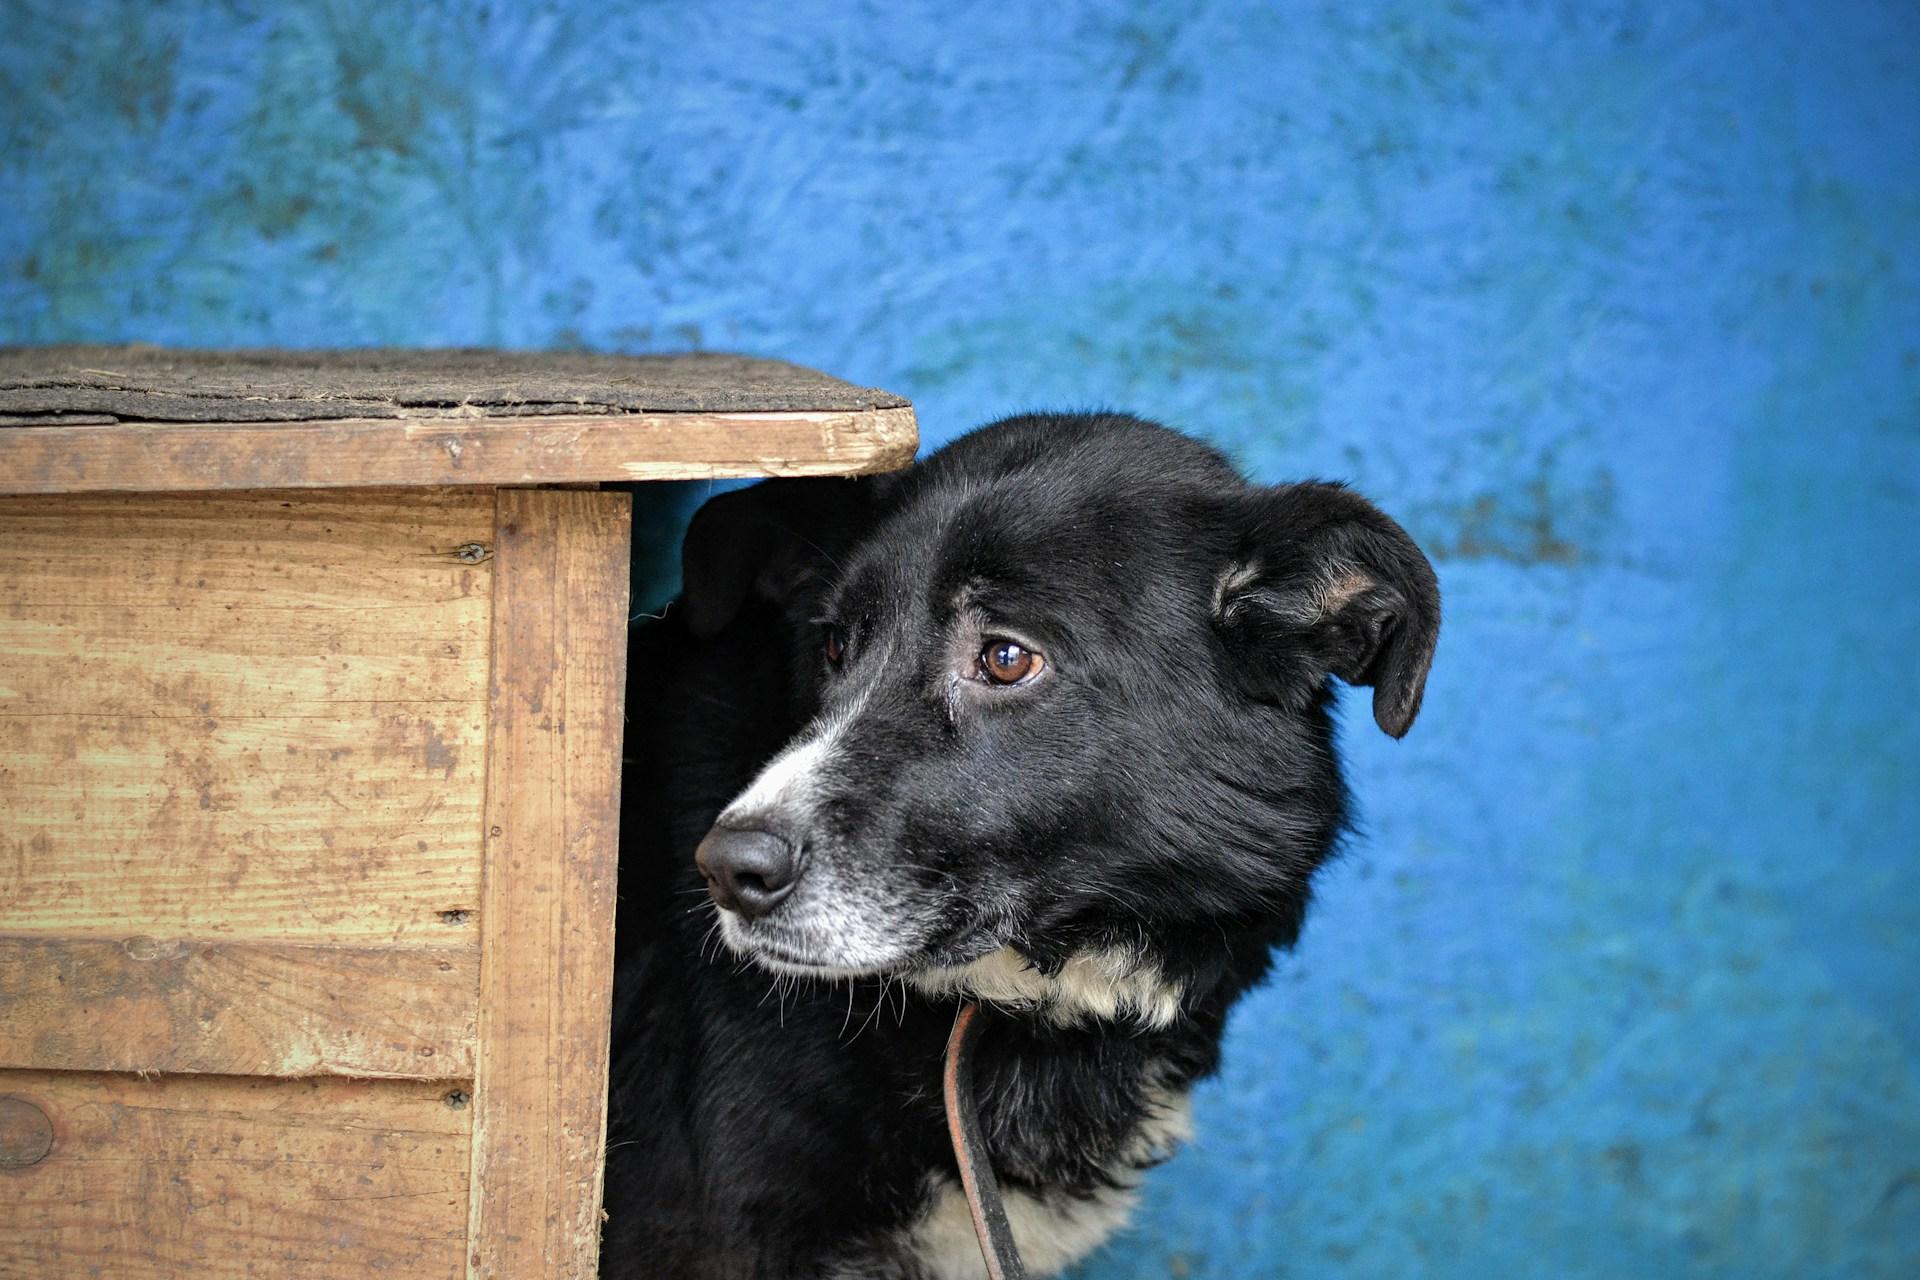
<box><xmin>4</xmin><ymin>2</ymin><xmax>1916</xmax><ymax>1274</ymax></box>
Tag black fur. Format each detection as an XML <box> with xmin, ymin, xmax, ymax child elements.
<box><xmin>602</xmin><ymin>413</ymin><xmax>1439</xmax><ymax>1278</ymax></box>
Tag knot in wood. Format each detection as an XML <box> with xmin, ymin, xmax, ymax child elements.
<box><xmin>0</xmin><ymin>1096</ymin><xmax>53</xmax><ymax>1168</ymax></box>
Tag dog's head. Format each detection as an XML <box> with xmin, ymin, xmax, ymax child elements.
<box><xmin>683</xmin><ymin>413</ymin><xmax>1439</xmax><ymax>1024</ymax></box>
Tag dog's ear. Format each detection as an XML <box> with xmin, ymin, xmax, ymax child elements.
<box><xmin>680</xmin><ymin>477</ymin><xmax>883</xmax><ymax>637</ymax></box>
<box><xmin>1214</xmin><ymin>482</ymin><xmax>1440</xmax><ymax>738</ymax></box>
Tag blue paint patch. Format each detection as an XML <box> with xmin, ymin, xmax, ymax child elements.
<box><xmin>4</xmin><ymin>1</ymin><xmax>1917</xmax><ymax>1275</ymax></box>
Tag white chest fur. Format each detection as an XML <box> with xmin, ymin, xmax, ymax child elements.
<box><xmin>899</xmin><ymin>1088</ymin><xmax>1194</xmax><ymax>1278</ymax></box>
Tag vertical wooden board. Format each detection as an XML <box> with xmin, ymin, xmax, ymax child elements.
<box><xmin>0</xmin><ymin>1071</ymin><xmax>472</xmax><ymax>1279</ymax></box>
<box><xmin>466</xmin><ymin>489</ymin><xmax>630</xmax><ymax>1280</ymax></box>
<box><xmin>0</xmin><ymin>489</ymin><xmax>491</xmax><ymax>942</ymax></box>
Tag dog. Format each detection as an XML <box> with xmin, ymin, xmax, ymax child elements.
<box><xmin>601</xmin><ymin>412</ymin><xmax>1440</xmax><ymax>1278</ymax></box>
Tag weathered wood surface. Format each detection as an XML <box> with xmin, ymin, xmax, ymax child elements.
<box><xmin>0</xmin><ymin>346</ymin><xmax>910</xmax><ymax>419</ymax></box>
<box><xmin>0</xmin><ymin>489</ymin><xmax>490</xmax><ymax>942</ymax></box>
<box><xmin>0</xmin><ymin>408</ymin><xmax>921</xmax><ymax>494</ymax></box>
<box><xmin>0</xmin><ymin>346</ymin><xmax>919</xmax><ymax>494</ymax></box>
<box><xmin>466</xmin><ymin>489</ymin><xmax>629</xmax><ymax>1280</ymax></box>
<box><xmin>0</xmin><ymin>1071</ymin><xmax>472</xmax><ymax>1279</ymax></box>
<box><xmin>0</xmin><ymin>936</ymin><xmax>478</xmax><ymax>1079</ymax></box>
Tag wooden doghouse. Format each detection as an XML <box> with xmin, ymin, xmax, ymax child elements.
<box><xmin>0</xmin><ymin>347</ymin><xmax>916</xmax><ymax>1278</ymax></box>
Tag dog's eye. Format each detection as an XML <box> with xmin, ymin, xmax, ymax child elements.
<box><xmin>824</xmin><ymin>625</ymin><xmax>847</xmax><ymax>666</ymax></box>
<box><xmin>979</xmin><ymin>639</ymin><xmax>1042</xmax><ymax>685</ymax></box>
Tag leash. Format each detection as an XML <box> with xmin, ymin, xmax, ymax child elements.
<box><xmin>942</xmin><ymin>1001</ymin><xmax>1027</xmax><ymax>1279</ymax></box>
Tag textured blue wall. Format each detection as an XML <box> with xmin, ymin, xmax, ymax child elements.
<box><xmin>4</xmin><ymin>2</ymin><xmax>1916</xmax><ymax>1275</ymax></box>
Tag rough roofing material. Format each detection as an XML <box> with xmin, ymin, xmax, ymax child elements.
<box><xmin>0</xmin><ymin>345</ymin><xmax>910</xmax><ymax>424</ymax></box>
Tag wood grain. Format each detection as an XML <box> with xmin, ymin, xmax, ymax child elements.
<box><xmin>0</xmin><ymin>490</ymin><xmax>490</xmax><ymax>942</ymax></box>
<box><xmin>0</xmin><ymin>935</ymin><xmax>478</xmax><ymax>1079</ymax></box>
<box><xmin>0</xmin><ymin>1071</ymin><xmax>471</xmax><ymax>1279</ymax></box>
<box><xmin>466</xmin><ymin>489</ymin><xmax>629</xmax><ymax>1280</ymax></box>
<box><xmin>0</xmin><ymin>407</ymin><xmax>919</xmax><ymax>494</ymax></box>
<box><xmin>0</xmin><ymin>489</ymin><xmax>494</xmax><ymax>710</ymax></box>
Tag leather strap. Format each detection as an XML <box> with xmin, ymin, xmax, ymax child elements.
<box><xmin>942</xmin><ymin>1001</ymin><xmax>1027</xmax><ymax>1279</ymax></box>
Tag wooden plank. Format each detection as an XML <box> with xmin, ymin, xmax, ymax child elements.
<box><xmin>0</xmin><ymin>936</ymin><xmax>478</xmax><ymax>1079</ymax></box>
<box><xmin>466</xmin><ymin>489</ymin><xmax>629</xmax><ymax>1280</ymax></box>
<box><xmin>0</xmin><ymin>489</ymin><xmax>494</xmax><ymax>710</ymax></box>
<box><xmin>0</xmin><ymin>709</ymin><xmax>485</xmax><ymax>942</ymax></box>
<box><xmin>0</xmin><ymin>1071</ymin><xmax>471</xmax><ymax>1279</ymax></box>
<box><xmin>0</xmin><ymin>407</ymin><xmax>919</xmax><ymax>494</ymax></box>
<box><xmin>0</xmin><ymin>490</ymin><xmax>490</xmax><ymax>943</ymax></box>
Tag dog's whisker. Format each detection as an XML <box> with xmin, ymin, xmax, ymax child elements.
<box><xmin>849</xmin><ymin>975</ymin><xmax>888</xmax><ymax>1044</ymax></box>
<box><xmin>844</xmin><ymin>982</ymin><xmax>867</xmax><ymax>1043</ymax></box>
<box><xmin>785</xmin><ymin>527</ymin><xmax>849</xmax><ymax>577</ymax></box>
<box><xmin>890</xmin><ymin>858</ymin><xmax>963</xmax><ymax>885</ymax></box>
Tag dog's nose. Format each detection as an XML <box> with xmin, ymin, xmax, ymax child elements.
<box><xmin>695</xmin><ymin>825</ymin><xmax>799</xmax><ymax>918</ymax></box>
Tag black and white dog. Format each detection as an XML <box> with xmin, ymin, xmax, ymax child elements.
<box><xmin>602</xmin><ymin>413</ymin><xmax>1440</xmax><ymax>1278</ymax></box>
